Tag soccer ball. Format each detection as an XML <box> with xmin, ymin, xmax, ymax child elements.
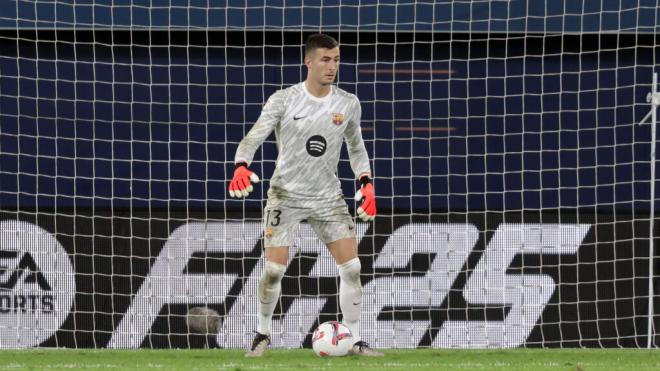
<box><xmin>311</xmin><ymin>321</ymin><xmax>354</xmax><ymax>357</ymax></box>
<box><xmin>186</xmin><ymin>306</ymin><xmax>221</xmax><ymax>335</ymax></box>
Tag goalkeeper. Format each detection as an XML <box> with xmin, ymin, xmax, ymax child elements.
<box><xmin>228</xmin><ymin>33</ymin><xmax>381</xmax><ymax>357</ymax></box>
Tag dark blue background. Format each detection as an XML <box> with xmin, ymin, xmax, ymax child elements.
<box><xmin>0</xmin><ymin>31</ymin><xmax>657</xmax><ymax>211</ymax></box>
<box><xmin>3</xmin><ymin>0</ymin><xmax>659</xmax><ymax>33</ymax></box>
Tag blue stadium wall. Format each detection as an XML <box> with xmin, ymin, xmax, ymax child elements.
<box><xmin>1</xmin><ymin>30</ymin><xmax>658</xmax><ymax>211</ymax></box>
<box><xmin>0</xmin><ymin>1</ymin><xmax>659</xmax><ymax>211</ymax></box>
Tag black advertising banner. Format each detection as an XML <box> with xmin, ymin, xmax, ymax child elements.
<box><xmin>0</xmin><ymin>210</ymin><xmax>657</xmax><ymax>348</ymax></box>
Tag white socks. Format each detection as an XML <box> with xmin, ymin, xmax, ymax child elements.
<box><xmin>257</xmin><ymin>260</ymin><xmax>287</xmax><ymax>336</ymax></box>
<box><xmin>337</xmin><ymin>257</ymin><xmax>363</xmax><ymax>342</ymax></box>
<box><xmin>256</xmin><ymin>258</ymin><xmax>363</xmax><ymax>341</ymax></box>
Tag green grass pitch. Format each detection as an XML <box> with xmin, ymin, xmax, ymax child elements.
<box><xmin>1</xmin><ymin>349</ymin><xmax>659</xmax><ymax>370</ymax></box>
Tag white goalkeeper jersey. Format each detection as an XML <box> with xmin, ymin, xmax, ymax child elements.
<box><xmin>234</xmin><ymin>82</ymin><xmax>371</xmax><ymax>201</ymax></box>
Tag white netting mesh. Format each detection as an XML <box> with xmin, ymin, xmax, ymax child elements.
<box><xmin>0</xmin><ymin>2</ymin><xmax>658</xmax><ymax>348</ymax></box>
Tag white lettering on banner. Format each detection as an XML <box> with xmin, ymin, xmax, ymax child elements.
<box><xmin>435</xmin><ymin>223</ymin><xmax>591</xmax><ymax>348</ymax></box>
<box><xmin>220</xmin><ymin>223</ymin><xmax>368</xmax><ymax>348</ymax></box>
<box><xmin>361</xmin><ymin>223</ymin><xmax>479</xmax><ymax>348</ymax></box>
<box><xmin>0</xmin><ymin>220</ymin><xmax>75</xmax><ymax>348</ymax></box>
<box><xmin>107</xmin><ymin>222</ymin><xmax>261</xmax><ymax>348</ymax></box>
<box><xmin>108</xmin><ymin>221</ymin><xmax>591</xmax><ymax>349</ymax></box>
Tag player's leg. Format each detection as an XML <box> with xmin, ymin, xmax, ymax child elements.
<box><xmin>245</xmin><ymin>246</ymin><xmax>288</xmax><ymax>357</ymax></box>
<box><xmin>326</xmin><ymin>237</ymin><xmax>382</xmax><ymax>356</ymax></box>
<box><xmin>326</xmin><ymin>237</ymin><xmax>361</xmax><ymax>338</ymax></box>
<box><xmin>257</xmin><ymin>246</ymin><xmax>288</xmax><ymax>336</ymax></box>
<box><xmin>310</xmin><ymin>206</ymin><xmax>361</xmax><ymax>338</ymax></box>
<box><xmin>310</xmin><ymin>203</ymin><xmax>383</xmax><ymax>356</ymax></box>
<box><xmin>246</xmin><ymin>204</ymin><xmax>299</xmax><ymax>357</ymax></box>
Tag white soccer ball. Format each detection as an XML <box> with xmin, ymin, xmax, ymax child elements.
<box><xmin>311</xmin><ymin>321</ymin><xmax>354</xmax><ymax>357</ymax></box>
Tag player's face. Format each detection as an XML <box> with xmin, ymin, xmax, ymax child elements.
<box><xmin>306</xmin><ymin>47</ymin><xmax>340</xmax><ymax>85</ymax></box>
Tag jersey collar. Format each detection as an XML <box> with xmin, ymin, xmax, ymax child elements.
<box><xmin>302</xmin><ymin>82</ymin><xmax>333</xmax><ymax>103</ymax></box>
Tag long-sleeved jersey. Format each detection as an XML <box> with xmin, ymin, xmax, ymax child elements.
<box><xmin>234</xmin><ymin>82</ymin><xmax>371</xmax><ymax>202</ymax></box>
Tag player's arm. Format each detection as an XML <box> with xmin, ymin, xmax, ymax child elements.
<box><xmin>229</xmin><ymin>90</ymin><xmax>285</xmax><ymax>198</ymax></box>
<box><xmin>344</xmin><ymin>98</ymin><xmax>375</xmax><ymax>221</ymax></box>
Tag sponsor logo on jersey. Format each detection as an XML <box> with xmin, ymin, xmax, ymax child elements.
<box><xmin>0</xmin><ymin>220</ymin><xmax>75</xmax><ymax>348</ymax></box>
<box><xmin>332</xmin><ymin>113</ymin><xmax>344</xmax><ymax>125</ymax></box>
<box><xmin>306</xmin><ymin>135</ymin><xmax>327</xmax><ymax>157</ymax></box>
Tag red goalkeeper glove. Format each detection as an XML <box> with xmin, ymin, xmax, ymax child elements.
<box><xmin>354</xmin><ymin>176</ymin><xmax>376</xmax><ymax>221</ymax></box>
<box><xmin>228</xmin><ymin>162</ymin><xmax>260</xmax><ymax>198</ymax></box>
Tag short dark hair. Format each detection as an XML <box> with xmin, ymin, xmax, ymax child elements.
<box><xmin>305</xmin><ymin>33</ymin><xmax>338</xmax><ymax>55</ymax></box>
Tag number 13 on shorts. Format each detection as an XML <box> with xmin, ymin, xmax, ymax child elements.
<box><xmin>264</xmin><ymin>208</ymin><xmax>282</xmax><ymax>240</ymax></box>
<box><xmin>266</xmin><ymin>209</ymin><xmax>282</xmax><ymax>227</ymax></box>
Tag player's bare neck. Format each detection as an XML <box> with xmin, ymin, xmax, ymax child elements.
<box><xmin>304</xmin><ymin>79</ymin><xmax>331</xmax><ymax>98</ymax></box>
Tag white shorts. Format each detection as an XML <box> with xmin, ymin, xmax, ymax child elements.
<box><xmin>262</xmin><ymin>197</ymin><xmax>356</xmax><ymax>248</ymax></box>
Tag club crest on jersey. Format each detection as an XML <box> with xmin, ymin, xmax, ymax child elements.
<box><xmin>332</xmin><ymin>113</ymin><xmax>344</xmax><ymax>126</ymax></box>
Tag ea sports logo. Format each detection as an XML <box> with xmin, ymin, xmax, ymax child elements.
<box><xmin>0</xmin><ymin>220</ymin><xmax>75</xmax><ymax>348</ymax></box>
<box><xmin>306</xmin><ymin>135</ymin><xmax>327</xmax><ymax>157</ymax></box>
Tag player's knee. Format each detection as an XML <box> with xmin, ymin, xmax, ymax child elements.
<box><xmin>261</xmin><ymin>260</ymin><xmax>287</xmax><ymax>286</ymax></box>
<box><xmin>258</xmin><ymin>261</ymin><xmax>286</xmax><ymax>303</ymax></box>
<box><xmin>338</xmin><ymin>257</ymin><xmax>362</xmax><ymax>288</ymax></box>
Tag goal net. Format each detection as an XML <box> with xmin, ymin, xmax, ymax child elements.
<box><xmin>0</xmin><ymin>1</ymin><xmax>658</xmax><ymax>349</ymax></box>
